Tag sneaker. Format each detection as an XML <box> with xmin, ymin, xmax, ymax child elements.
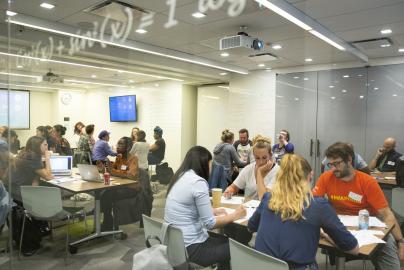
<box><xmin>22</xmin><ymin>248</ymin><xmax>38</xmax><ymax>257</ymax></box>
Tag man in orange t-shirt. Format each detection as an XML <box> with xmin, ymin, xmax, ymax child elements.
<box><xmin>313</xmin><ymin>142</ymin><xmax>404</xmax><ymax>269</ymax></box>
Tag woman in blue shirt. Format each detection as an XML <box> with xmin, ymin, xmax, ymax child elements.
<box><xmin>249</xmin><ymin>154</ymin><xmax>359</xmax><ymax>270</ymax></box>
<box><xmin>165</xmin><ymin>146</ymin><xmax>246</xmax><ymax>270</ymax></box>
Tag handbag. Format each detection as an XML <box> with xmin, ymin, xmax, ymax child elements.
<box><xmin>132</xmin><ymin>222</ymin><xmax>173</xmax><ymax>270</ymax></box>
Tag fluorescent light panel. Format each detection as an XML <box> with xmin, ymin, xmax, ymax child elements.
<box><xmin>8</xmin><ymin>19</ymin><xmax>248</xmax><ymax>75</ymax></box>
<box><xmin>65</xmin><ymin>79</ymin><xmax>127</xmax><ymax>88</ymax></box>
<box><xmin>255</xmin><ymin>0</ymin><xmax>312</xmax><ymax>30</ymax></box>
<box><xmin>192</xmin><ymin>12</ymin><xmax>206</xmax><ymax>18</ymax></box>
<box><xmin>309</xmin><ymin>30</ymin><xmax>345</xmax><ymax>51</ymax></box>
<box><xmin>40</xmin><ymin>3</ymin><xmax>55</xmax><ymax>9</ymax></box>
<box><xmin>0</xmin><ymin>52</ymin><xmax>183</xmax><ymax>82</ymax></box>
<box><xmin>6</xmin><ymin>10</ymin><xmax>17</xmax><ymax>16</ymax></box>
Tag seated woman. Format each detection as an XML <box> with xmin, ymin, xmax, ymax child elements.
<box><xmin>100</xmin><ymin>136</ymin><xmax>140</xmax><ymax>231</ymax></box>
<box><xmin>53</xmin><ymin>124</ymin><xmax>72</xmax><ymax>156</ymax></box>
<box><xmin>36</xmin><ymin>126</ymin><xmax>57</xmax><ymax>152</ymax></box>
<box><xmin>7</xmin><ymin>136</ymin><xmax>54</xmax><ymax>201</ymax></box>
<box><xmin>248</xmin><ymin>154</ymin><xmax>359</xmax><ymax>270</ymax></box>
<box><xmin>224</xmin><ymin>136</ymin><xmax>278</xmax><ymax>200</ymax></box>
<box><xmin>164</xmin><ymin>146</ymin><xmax>246</xmax><ymax>270</ymax></box>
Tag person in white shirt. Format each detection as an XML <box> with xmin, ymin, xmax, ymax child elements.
<box><xmin>224</xmin><ymin>136</ymin><xmax>278</xmax><ymax>200</ymax></box>
<box><xmin>129</xmin><ymin>130</ymin><xmax>149</xmax><ymax>170</ymax></box>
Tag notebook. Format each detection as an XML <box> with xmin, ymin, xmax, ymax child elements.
<box><xmin>50</xmin><ymin>155</ymin><xmax>72</xmax><ymax>176</ymax></box>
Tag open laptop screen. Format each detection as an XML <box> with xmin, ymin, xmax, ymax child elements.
<box><xmin>50</xmin><ymin>156</ymin><xmax>72</xmax><ymax>172</ymax></box>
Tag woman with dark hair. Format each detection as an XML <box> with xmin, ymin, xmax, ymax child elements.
<box><xmin>36</xmin><ymin>126</ymin><xmax>56</xmax><ymax>152</ymax></box>
<box><xmin>272</xmin><ymin>129</ymin><xmax>294</xmax><ymax>163</ymax></box>
<box><xmin>76</xmin><ymin>124</ymin><xmax>95</xmax><ymax>164</ymax></box>
<box><xmin>100</xmin><ymin>136</ymin><xmax>140</xmax><ymax>230</ymax></box>
<box><xmin>7</xmin><ymin>136</ymin><xmax>53</xmax><ymax>201</ymax></box>
<box><xmin>164</xmin><ymin>146</ymin><xmax>246</xmax><ymax>270</ymax></box>
<box><xmin>53</xmin><ymin>124</ymin><xmax>72</xmax><ymax>156</ymax></box>
<box><xmin>73</xmin><ymin>121</ymin><xmax>85</xmax><ymax>148</ymax></box>
<box><xmin>130</xmin><ymin>127</ymin><xmax>140</xmax><ymax>143</ymax></box>
<box><xmin>130</xmin><ymin>130</ymin><xmax>149</xmax><ymax>170</ymax></box>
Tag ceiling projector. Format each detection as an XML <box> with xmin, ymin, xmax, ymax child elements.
<box><xmin>220</xmin><ymin>32</ymin><xmax>264</xmax><ymax>51</ymax></box>
<box><xmin>42</xmin><ymin>70</ymin><xmax>64</xmax><ymax>83</ymax></box>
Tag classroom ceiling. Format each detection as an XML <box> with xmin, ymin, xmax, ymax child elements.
<box><xmin>1</xmin><ymin>0</ymin><xmax>404</xmax><ymax>90</ymax></box>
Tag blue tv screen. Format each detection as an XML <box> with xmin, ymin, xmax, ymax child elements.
<box><xmin>109</xmin><ymin>95</ymin><xmax>137</xmax><ymax>122</ymax></box>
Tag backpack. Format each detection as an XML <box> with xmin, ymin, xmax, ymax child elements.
<box><xmin>154</xmin><ymin>162</ymin><xmax>174</xmax><ymax>185</ymax></box>
<box><xmin>132</xmin><ymin>223</ymin><xmax>173</xmax><ymax>270</ymax></box>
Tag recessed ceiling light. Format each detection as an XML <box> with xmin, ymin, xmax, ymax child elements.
<box><xmin>265</xmin><ymin>67</ymin><xmax>272</xmax><ymax>70</ymax></box>
<box><xmin>329</xmin><ymin>85</ymin><xmax>334</xmax><ymax>88</ymax></box>
<box><xmin>359</xmin><ymin>95</ymin><xmax>364</xmax><ymax>99</ymax></box>
<box><xmin>357</xmin><ymin>74</ymin><xmax>363</xmax><ymax>77</ymax></box>
<box><xmin>305</xmin><ymin>58</ymin><xmax>313</xmax><ymax>62</ymax></box>
<box><xmin>219</xmin><ymin>72</ymin><xmax>228</xmax><ymax>76</ymax></box>
<box><xmin>129</xmin><ymin>80</ymin><xmax>134</xmax><ymax>83</ymax></box>
<box><xmin>380</xmin><ymin>29</ymin><xmax>392</xmax><ymax>34</ymax></box>
<box><xmin>6</xmin><ymin>10</ymin><xmax>17</xmax><ymax>16</ymax></box>
<box><xmin>392</xmin><ymin>94</ymin><xmax>398</xmax><ymax>97</ymax></box>
<box><xmin>304</xmin><ymin>77</ymin><xmax>309</xmax><ymax>81</ymax></box>
<box><xmin>331</xmin><ymin>96</ymin><xmax>336</xmax><ymax>100</ymax></box>
<box><xmin>258</xmin><ymin>63</ymin><xmax>266</xmax><ymax>67</ymax></box>
<box><xmin>16</xmin><ymin>65</ymin><xmax>23</xmax><ymax>69</ymax></box>
<box><xmin>343</xmin><ymin>75</ymin><xmax>350</xmax><ymax>78</ymax></box>
<box><xmin>380</xmin><ymin>44</ymin><xmax>391</xmax><ymax>48</ymax></box>
<box><xmin>271</xmin><ymin>44</ymin><xmax>282</xmax><ymax>50</ymax></box>
<box><xmin>136</xmin><ymin>29</ymin><xmax>147</xmax><ymax>34</ymax></box>
<box><xmin>91</xmin><ymin>74</ymin><xmax>97</xmax><ymax>78</ymax></box>
<box><xmin>276</xmin><ymin>95</ymin><xmax>283</xmax><ymax>98</ymax></box>
<box><xmin>398</xmin><ymin>48</ymin><xmax>404</xmax><ymax>53</ymax></box>
<box><xmin>294</xmin><ymin>97</ymin><xmax>299</xmax><ymax>101</ymax></box>
<box><xmin>40</xmin><ymin>2</ymin><xmax>55</xmax><ymax>9</ymax></box>
<box><xmin>154</xmin><ymin>83</ymin><xmax>160</xmax><ymax>87</ymax></box>
<box><xmin>293</xmin><ymin>76</ymin><xmax>300</xmax><ymax>79</ymax></box>
<box><xmin>220</xmin><ymin>52</ymin><xmax>229</xmax><ymax>57</ymax></box>
<box><xmin>342</xmin><ymin>89</ymin><xmax>347</xmax><ymax>93</ymax></box>
<box><xmin>373</xmin><ymin>87</ymin><xmax>379</xmax><ymax>90</ymax></box>
<box><xmin>192</xmin><ymin>12</ymin><xmax>206</xmax><ymax>18</ymax></box>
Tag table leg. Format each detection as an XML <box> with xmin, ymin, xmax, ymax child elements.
<box><xmin>335</xmin><ymin>255</ymin><xmax>346</xmax><ymax>270</ymax></box>
<box><xmin>70</xmin><ymin>191</ymin><xmax>123</xmax><ymax>247</ymax></box>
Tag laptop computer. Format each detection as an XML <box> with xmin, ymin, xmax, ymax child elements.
<box><xmin>77</xmin><ymin>164</ymin><xmax>103</xmax><ymax>182</ymax></box>
<box><xmin>50</xmin><ymin>155</ymin><xmax>72</xmax><ymax>176</ymax></box>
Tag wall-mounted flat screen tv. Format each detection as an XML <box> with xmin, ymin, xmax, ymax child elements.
<box><xmin>0</xmin><ymin>89</ymin><xmax>30</xmax><ymax>129</ymax></box>
<box><xmin>109</xmin><ymin>95</ymin><xmax>137</xmax><ymax>122</ymax></box>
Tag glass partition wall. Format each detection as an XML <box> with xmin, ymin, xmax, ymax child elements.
<box><xmin>276</xmin><ymin>65</ymin><xmax>404</xmax><ymax>179</ymax></box>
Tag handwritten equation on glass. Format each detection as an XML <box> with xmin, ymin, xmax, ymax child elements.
<box><xmin>14</xmin><ymin>0</ymin><xmax>247</xmax><ymax>68</ymax></box>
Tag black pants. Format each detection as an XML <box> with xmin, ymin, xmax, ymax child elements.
<box><xmin>223</xmin><ymin>223</ymin><xmax>252</xmax><ymax>246</ymax></box>
<box><xmin>186</xmin><ymin>234</ymin><xmax>230</xmax><ymax>270</ymax></box>
<box><xmin>100</xmin><ymin>188</ymin><xmax>137</xmax><ymax>230</ymax></box>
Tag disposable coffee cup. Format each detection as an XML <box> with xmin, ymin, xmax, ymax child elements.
<box><xmin>212</xmin><ymin>188</ymin><xmax>222</xmax><ymax>208</ymax></box>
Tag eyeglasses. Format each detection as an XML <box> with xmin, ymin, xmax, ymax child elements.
<box><xmin>327</xmin><ymin>159</ymin><xmax>344</xmax><ymax>168</ymax></box>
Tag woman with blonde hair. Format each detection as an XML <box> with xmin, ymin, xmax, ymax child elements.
<box><xmin>249</xmin><ymin>154</ymin><xmax>359</xmax><ymax>270</ymax></box>
<box><xmin>224</xmin><ymin>135</ymin><xmax>278</xmax><ymax>200</ymax></box>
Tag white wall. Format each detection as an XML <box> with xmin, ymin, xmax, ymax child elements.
<box><xmin>181</xmin><ymin>85</ymin><xmax>197</xmax><ymax>160</ymax></box>
<box><xmin>16</xmin><ymin>80</ymin><xmax>184</xmax><ymax>170</ymax></box>
<box><xmin>197</xmin><ymin>70</ymin><xmax>277</xmax><ymax>153</ymax></box>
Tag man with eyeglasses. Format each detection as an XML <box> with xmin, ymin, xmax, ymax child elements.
<box><xmin>369</xmin><ymin>137</ymin><xmax>402</xmax><ymax>172</ymax></box>
<box><xmin>313</xmin><ymin>142</ymin><xmax>404</xmax><ymax>269</ymax></box>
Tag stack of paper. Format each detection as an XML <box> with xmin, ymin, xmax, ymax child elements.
<box><xmin>349</xmin><ymin>230</ymin><xmax>386</xmax><ymax>247</ymax></box>
<box><xmin>337</xmin><ymin>215</ymin><xmax>387</xmax><ymax>228</ymax></box>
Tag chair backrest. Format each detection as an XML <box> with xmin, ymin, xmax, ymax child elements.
<box><xmin>392</xmin><ymin>188</ymin><xmax>404</xmax><ymax>217</ymax></box>
<box><xmin>20</xmin><ymin>186</ymin><xmax>63</xmax><ymax>219</ymax></box>
<box><xmin>229</xmin><ymin>238</ymin><xmax>289</xmax><ymax>270</ymax></box>
<box><xmin>142</xmin><ymin>215</ymin><xmax>189</xmax><ymax>268</ymax></box>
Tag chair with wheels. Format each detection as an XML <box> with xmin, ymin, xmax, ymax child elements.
<box><xmin>19</xmin><ymin>186</ymin><xmax>77</xmax><ymax>259</ymax></box>
<box><xmin>229</xmin><ymin>238</ymin><xmax>288</xmax><ymax>270</ymax></box>
<box><xmin>142</xmin><ymin>214</ymin><xmax>204</xmax><ymax>270</ymax></box>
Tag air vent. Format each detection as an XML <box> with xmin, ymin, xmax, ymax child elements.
<box><xmin>249</xmin><ymin>53</ymin><xmax>277</xmax><ymax>62</ymax></box>
<box><xmin>352</xmin><ymin>38</ymin><xmax>393</xmax><ymax>51</ymax></box>
<box><xmin>84</xmin><ymin>0</ymin><xmax>147</xmax><ymax>22</ymax></box>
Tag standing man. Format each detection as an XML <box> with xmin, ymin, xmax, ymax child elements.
<box><xmin>272</xmin><ymin>130</ymin><xmax>294</xmax><ymax>163</ymax></box>
<box><xmin>148</xmin><ymin>126</ymin><xmax>166</xmax><ymax>165</ymax></box>
<box><xmin>369</xmin><ymin>137</ymin><xmax>402</xmax><ymax>172</ymax></box>
<box><xmin>92</xmin><ymin>130</ymin><xmax>117</xmax><ymax>163</ymax></box>
<box><xmin>233</xmin><ymin>128</ymin><xmax>252</xmax><ymax>162</ymax></box>
<box><xmin>313</xmin><ymin>142</ymin><xmax>404</xmax><ymax>269</ymax></box>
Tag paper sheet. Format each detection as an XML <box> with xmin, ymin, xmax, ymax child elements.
<box><xmin>234</xmin><ymin>207</ymin><xmax>257</xmax><ymax>224</ymax></box>
<box><xmin>220</xmin><ymin>196</ymin><xmax>245</xmax><ymax>204</ymax></box>
<box><xmin>48</xmin><ymin>177</ymin><xmax>81</xmax><ymax>184</ymax></box>
<box><xmin>338</xmin><ymin>215</ymin><xmax>387</xmax><ymax>228</ymax></box>
<box><xmin>243</xmin><ymin>200</ymin><xmax>260</xmax><ymax>208</ymax></box>
<box><xmin>349</xmin><ymin>229</ymin><xmax>384</xmax><ymax>236</ymax></box>
<box><xmin>349</xmin><ymin>230</ymin><xmax>386</xmax><ymax>247</ymax></box>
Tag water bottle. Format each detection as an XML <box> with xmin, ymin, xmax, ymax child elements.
<box><xmin>358</xmin><ymin>209</ymin><xmax>369</xmax><ymax>230</ymax></box>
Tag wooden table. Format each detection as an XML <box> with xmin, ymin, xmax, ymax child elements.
<box><xmin>43</xmin><ymin>173</ymin><xmax>138</xmax><ymax>252</ymax></box>
<box><xmin>371</xmin><ymin>171</ymin><xmax>397</xmax><ymax>186</ymax></box>
<box><xmin>219</xmin><ymin>197</ymin><xmax>393</xmax><ymax>270</ymax></box>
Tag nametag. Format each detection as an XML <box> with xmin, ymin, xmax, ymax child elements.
<box><xmin>387</xmin><ymin>161</ymin><xmax>395</xmax><ymax>166</ymax></box>
<box><xmin>348</xmin><ymin>191</ymin><xmax>363</xmax><ymax>203</ymax></box>
<box><xmin>121</xmin><ymin>165</ymin><xmax>127</xmax><ymax>170</ymax></box>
